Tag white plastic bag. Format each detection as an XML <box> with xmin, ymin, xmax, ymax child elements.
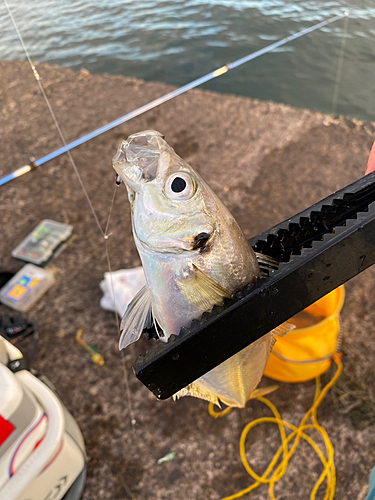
<box><xmin>99</xmin><ymin>267</ymin><xmax>146</xmax><ymax>317</ymax></box>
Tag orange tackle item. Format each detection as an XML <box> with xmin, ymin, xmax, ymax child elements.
<box><xmin>264</xmin><ymin>286</ymin><xmax>345</xmax><ymax>383</ymax></box>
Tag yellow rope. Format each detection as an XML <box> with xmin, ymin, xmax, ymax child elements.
<box><xmin>208</xmin><ymin>354</ymin><xmax>342</xmax><ymax>500</ymax></box>
<box><xmin>208</xmin><ymin>404</ymin><xmax>233</xmax><ymax>418</ymax></box>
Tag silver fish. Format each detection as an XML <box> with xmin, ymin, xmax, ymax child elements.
<box><xmin>113</xmin><ymin>130</ymin><xmax>291</xmax><ymax>407</ymax></box>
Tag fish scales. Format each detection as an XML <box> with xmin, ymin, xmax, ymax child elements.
<box><xmin>113</xmin><ymin>130</ymin><xmax>289</xmax><ymax>407</ymax></box>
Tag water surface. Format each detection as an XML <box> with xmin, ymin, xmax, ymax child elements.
<box><xmin>1</xmin><ymin>1</ymin><xmax>374</xmax><ymax>121</ymax></box>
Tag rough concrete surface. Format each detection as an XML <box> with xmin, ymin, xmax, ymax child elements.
<box><xmin>1</xmin><ymin>60</ymin><xmax>375</xmax><ymax>500</ymax></box>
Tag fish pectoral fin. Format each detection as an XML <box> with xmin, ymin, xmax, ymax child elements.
<box><xmin>177</xmin><ymin>264</ymin><xmax>232</xmax><ymax>311</ymax></box>
<box><xmin>249</xmin><ymin>385</ymin><xmax>279</xmax><ymax>399</ymax></box>
<box><xmin>173</xmin><ymin>383</ymin><xmax>221</xmax><ymax>407</ymax></box>
<box><xmin>119</xmin><ymin>285</ymin><xmax>152</xmax><ymax>350</ymax></box>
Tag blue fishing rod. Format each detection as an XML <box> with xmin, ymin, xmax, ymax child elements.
<box><xmin>0</xmin><ymin>12</ymin><xmax>348</xmax><ymax>187</ymax></box>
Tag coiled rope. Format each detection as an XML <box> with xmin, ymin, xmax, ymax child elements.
<box><xmin>208</xmin><ymin>354</ymin><xmax>342</xmax><ymax>500</ymax></box>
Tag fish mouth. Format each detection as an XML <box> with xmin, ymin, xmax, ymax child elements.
<box><xmin>112</xmin><ymin>130</ymin><xmax>167</xmax><ymax>190</ymax></box>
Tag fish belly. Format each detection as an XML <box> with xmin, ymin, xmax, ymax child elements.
<box><xmin>179</xmin><ymin>333</ymin><xmax>272</xmax><ymax>408</ymax></box>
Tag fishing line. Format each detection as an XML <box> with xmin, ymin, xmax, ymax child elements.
<box><xmin>103</xmin><ymin>184</ymin><xmax>137</xmax><ymax>428</ymax></box>
<box><xmin>5</xmin><ymin>0</ymin><xmax>138</xmax><ymax>428</ymax></box>
<box><xmin>331</xmin><ymin>13</ymin><xmax>350</xmax><ymax>115</ymax></box>
<box><xmin>104</xmin><ymin>184</ymin><xmax>118</xmax><ymax>240</ymax></box>
<box><xmin>3</xmin><ymin>0</ymin><xmax>349</xmax><ymax>460</ymax></box>
<box><xmin>3</xmin><ymin>0</ymin><xmax>106</xmax><ymax>238</ymax></box>
<box><xmin>0</xmin><ymin>11</ymin><xmax>348</xmax><ymax>187</ymax></box>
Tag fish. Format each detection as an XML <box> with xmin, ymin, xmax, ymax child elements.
<box><xmin>113</xmin><ymin>130</ymin><xmax>292</xmax><ymax>407</ymax></box>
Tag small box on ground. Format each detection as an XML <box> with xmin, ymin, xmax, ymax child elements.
<box><xmin>12</xmin><ymin>219</ymin><xmax>73</xmax><ymax>266</ymax></box>
<box><xmin>0</xmin><ymin>264</ymin><xmax>55</xmax><ymax>312</ymax></box>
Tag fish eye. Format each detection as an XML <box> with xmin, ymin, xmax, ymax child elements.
<box><xmin>171</xmin><ymin>177</ymin><xmax>186</xmax><ymax>193</ymax></box>
<box><xmin>164</xmin><ymin>172</ymin><xmax>196</xmax><ymax>200</ymax></box>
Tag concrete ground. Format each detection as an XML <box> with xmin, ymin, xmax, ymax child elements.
<box><xmin>0</xmin><ymin>60</ymin><xmax>375</xmax><ymax>500</ymax></box>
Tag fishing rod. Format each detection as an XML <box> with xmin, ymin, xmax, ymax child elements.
<box><xmin>0</xmin><ymin>12</ymin><xmax>348</xmax><ymax>187</ymax></box>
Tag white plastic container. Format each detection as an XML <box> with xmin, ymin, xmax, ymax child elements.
<box><xmin>0</xmin><ymin>264</ymin><xmax>55</xmax><ymax>312</ymax></box>
<box><xmin>0</xmin><ymin>337</ymin><xmax>86</xmax><ymax>500</ymax></box>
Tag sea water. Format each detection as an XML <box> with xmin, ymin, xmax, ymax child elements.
<box><xmin>1</xmin><ymin>0</ymin><xmax>375</xmax><ymax>121</ymax></box>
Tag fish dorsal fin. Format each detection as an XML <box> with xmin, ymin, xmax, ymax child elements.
<box><xmin>177</xmin><ymin>264</ymin><xmax>231</xmax><ymax>311</ymax></box>
<box><xmin>270</xmin><ymin>321</ymin><xmax>295</xmax><ymax>349</ymax></box>
<box><xmin>119</xmin><ymin>285</ymin><xmax>152</xmax><ymax>350</ymax></box>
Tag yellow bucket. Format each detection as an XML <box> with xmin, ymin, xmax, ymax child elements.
<box><xmin>264</xmin><ymin>286</ymin><xmax>345</xmax><ymax>383</ymax></box>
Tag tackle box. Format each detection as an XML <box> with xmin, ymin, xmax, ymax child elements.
<box><xmin>0</xmin><ymin>264</ymin><xmax>55</xmax><ymax>312</ymax></box>
<box><xmin>12</xmin><ymin>219</ymin><xmax>72</xmax><ymax>266</ymax></box>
